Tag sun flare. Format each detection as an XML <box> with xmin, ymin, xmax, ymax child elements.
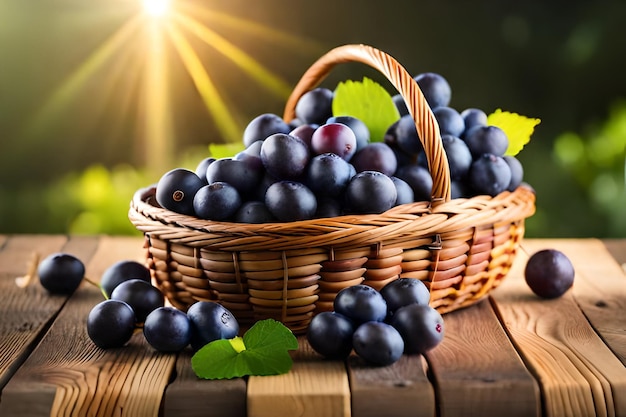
<box><xmin>143</xmin><ymin>0</ymin><xmax>171</xmax><ymax>18</ymax></box>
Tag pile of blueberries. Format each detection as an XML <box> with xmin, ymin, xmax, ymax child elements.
<box><xmin>153</xmin><ymin>72</ymin><xmax>525</xmax><ymax>224</ymax></box>
<box><xmin>307</xmin><ymin>279</ymin><xmax>444</xmax><ymax>366</ymax></box>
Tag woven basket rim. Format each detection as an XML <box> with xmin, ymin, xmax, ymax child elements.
<box><xmin>129</xmin><ymin>184</ymin><xmax>536</xmax><ymax>251</ymax></box>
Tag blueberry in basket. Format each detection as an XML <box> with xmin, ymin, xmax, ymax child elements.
<box><xmin>149</xmin><ymin>64</ymin><xmax>538</xmax><ymax>224</ymax></box>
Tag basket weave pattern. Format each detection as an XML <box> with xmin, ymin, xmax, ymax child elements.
<box><xmin>129</xmin><ymin>44</ymin><xmax>536</xmax><ymax>333</ymax></box>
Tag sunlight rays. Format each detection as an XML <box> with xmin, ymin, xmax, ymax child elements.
<box><xmin>166</xmin><ymin>21</ymin><xmax>241</xmax><ymax>144</ymax></box>
<box><xmin>25</xmin><ymin>14</ymin><xmax>143</xmax><ymax>139</ymax></box>
<box><xmin>176</xmin><ymin>2</ymin><xmax>326</xmax><ymax>56</ymax></box>
<box><xmin>144</xmin><ymin>20</ymin><xmax>174</xmax><ymax>175</ymax></box>
<box><xmin>172</xmin><ymin>11</ymin><xmax>293</xmax><ymax>100</ymax></box>
<box><xmin>21</xmin><ymin>1</ymin><xmax>325</xmax><ymax>174</ymax></box>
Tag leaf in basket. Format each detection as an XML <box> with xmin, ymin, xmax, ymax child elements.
<box><xmin>487</xmin><ymin>109</ymin><xmax>541</xmax><ymax>156</ymax></box>
<box><xmin>209</xmin><ymin>142</ymin><xmax>245</xmax><ymax>158</ymax></box>
<box><xmin>191</xmin><ymin>319</ymin><xmax>298</xmax><ymax>380</ymax></box>
<box><xmin>332</xmin><ymin>77</ymin><xmax>400</xmax><ymax>142</ymax></box>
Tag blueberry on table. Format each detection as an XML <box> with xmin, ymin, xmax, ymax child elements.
<box><xmin>87</xmin><ymin>299</ymin><xmax>136</xmax><ymax>349</ymax></box>
<box><xmin>187</xmin><ymin>301</ymin><xmax>240</xmax><ymax>351</ymax></box>
<box><xmin>307</xmin><ymin>311</ymin><xmax>355</xmax><ymax>359</ymax></box>
<box><xmin>390</xmin><ymin>303</ymin><xmax>444</xmax><ymax>355</ymax></box>
<box><xmin>524</xmin><ymin>249</ymin><xmax>575</xmax><ymax>299</ymax></box>
<box><xmin>110</xmin><ymin>279</ymin><xmax>164</xmax><ymax>323</ymax></box>
<box><xmin>37</xmin><ymin>253</ymin><xmax>85</xmax><ymax>294</ymax></box>
<box><xmin>333</xmin><ymin>284</ymin><xmax>388</xmax><ymax>324</ymax></box>
<box><xmin>143</xmin><ymin>307</ymin><xmax>192</xmax><ymax>352</ymax></box>
<box><xmin>352</xmin><ymin>321</ymin><xmax>404</xmax><ymax>366</ymax></box>
<box><xmin>380</xmin><ymin>278</ymin><xmax>430</xmax><ymax>314</ymax></box>
<box><xmin>100</xmin><ymin>260</ymin><xmax>151</xmax><ymax>298</ymax></box>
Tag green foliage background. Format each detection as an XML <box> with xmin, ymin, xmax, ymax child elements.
<box><xmin>1</xmin><ymin>1</ymin><xmax>625</xmax><ymax>237</ymax></box>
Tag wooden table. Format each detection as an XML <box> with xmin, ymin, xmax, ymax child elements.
<box><xmin>0</xmin><ymin>235</ymin><xmax>624</xmax><ymax>417</ymax></box>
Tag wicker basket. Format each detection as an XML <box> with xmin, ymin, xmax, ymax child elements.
<box><xmin>128</xmin><ymin>44</ymin><xmax>536</xmax><ymax>334</ymax></box>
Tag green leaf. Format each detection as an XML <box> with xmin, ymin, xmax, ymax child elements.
<box><xmin>487</xmin><ymin>109</ymin><xmax>541</xmax><ymax>156</ymax></box>
<box><xmin>332</xmin><ymin>77</ymin><xmax>400</xmax><ymax>142</ymax></box>
<box><xmin>209</xmin><ymin>142</ymin><xmax>245</xmax><ymax>159</ymax></box>
<box><xmin>191</xmin><ymin>319</ymin><xmax>298</xmax><ymax>380</ymax></box>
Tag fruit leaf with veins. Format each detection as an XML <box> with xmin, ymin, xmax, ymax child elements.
<box><xmin>191</xmin><ymin>319</ymin><xmax>298</xmax><ymax>380</ymax></box>
<box><xmin>487</xmin><ymin>109</ymin><xmax>541</xmax><ymax>156</ymax></box>
<box><xmin>332</xmin><ymin>77</ymin><xmax>400</xmax><ymax>142</ymax></box>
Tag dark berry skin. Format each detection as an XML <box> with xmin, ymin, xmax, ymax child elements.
<box><xmin>87</xmin><ymin>299</ymin><xmax>136</xmax><ymax>349</ymax></box>
<box><xmin>110</xmin><ymin>279</ymin><xmax>164</xmax><ymax>323</ymax></box>
<box><xmin>390</xmin><ymin>304</ymin><xmax>444</xmax><ymax>354</ymax></box>
<box><xmin>525</xmin><ymin>249</ymin><xmax>575</xmax><ymax>299</ymax></box>
<box><xmin>143</xmin><ymin>307</ymin><xmax>192</xmax><ymax>352</ymax></box>
<box><xmin>155</xmin><ymin>168</ymin><xmax>205</xmax><ymax>216</ymax></box>
<box><xmin>414</xmin><ymin>72</ymin><xmax>451</xmax><ymax>109</ymax></box>
<box><xmin>345</xmin><ymin>171</ymin><xmax>397</xmax><ymax>214</ymax></box>
<box><xmin>468</xmin><ymin>154</ymin><xmax>512</xmax><ymax>197</ymax></box>
<box><xmin>380</xmin><ymin>278</ymin><xmax>430</xmax><ymax>314</ymax></box>
<box><xmin>334</xmin><ymin>284</ymin><xmax>387</xmax><ymax>324</ymax></box>
<box><xmin>38</xmin><ymin>253</ymin><xmax>85</xmax><ymax>294</ymax></box>
<box><xmin>307</xmin><ymin>311</ymin><xmax>355</xmax><ymax>359</ymax></box>
<box><xmin>352</xmin><ymin>321</ymin><xmax>404</xmax><ymax>366</ymax></box>
<box><xmin>187</xmin><ymin>301</ymin><xmax>240</xmax><ymax>350</ymax></box>
<box><xmin>265</xmin><ymin>181</ymin><xmax>317</xmax><ymax>222</ymax></box>
<box><xmin>100</xmin><ymin>260</ymin><xmax>151</xmax><ymax>298</ymax></box>
<box><xmin>243</xmin><ymin>113</ymin><xmax>291</xmax><ymax>147</ymax></box>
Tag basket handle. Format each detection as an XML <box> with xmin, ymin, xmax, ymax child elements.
<box><xmin>283</xmin><ymin>44</ymin><xmax>451</xmax><ymax>202</ymax></box>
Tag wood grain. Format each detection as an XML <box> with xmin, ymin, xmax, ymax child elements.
<box><xmin>348</xmin><ymin>351</ymin><xmax>434</xmax><ymax>417</ymax></box>
<box><xmin>427</xmin><ymin>298</ymin><xmax>540</xmax><ymax>417</ymax></box>
<box><xmin>523</xmin><ymin>239</ymin><xmax>626</xmax><ymax>366</ymax></box>
<box><xmin>0</xmin><ymin>235</ymin><xmax>98</xmax><ymax>392</ymax></box>
<box><xmin>0</xmin><ymin>236</ymin><xmax>178</xmax><ymax>417</ymax></box>
<box><xmin>247</xmin><ymin>338</ymin><xmax>350</xmax><ymax>417</ymax></box>
<box><xmin>162</xmin><ymin>349</ymin><xmax>247</xmax><ymax>417</ymax></box>
<box><xmin>491</xmin><ymin>239</ymin><xmax>626</xmax><ymax>417</ymax></box>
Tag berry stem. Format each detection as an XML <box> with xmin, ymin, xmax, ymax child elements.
<box><xmin>15</xmin><ymin>252</ymin><xmax>40</xmax><ymax>289</ymax></box>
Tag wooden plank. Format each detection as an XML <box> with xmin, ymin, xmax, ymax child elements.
<box><xmin>348</xmin><ymin>350</ymin><xmax>435</xmax><ymax>417</ymax></box>
<box><xmin>0</xmin><ymin>235</ymin><xmax>99</xmax><ymax>392</ymax></box>
<box><xmin>0</xmin><ymin>236</ymin><xmax>178</xmax><ymax>417</ymax></box>
<box><xmin>524</xmin><ymin>239</ymin><xmax>626</xmax><ymax>365</ymax></box>
<box><xmin>426</xmin><ymin>299</ymin><xmax>540</xmax><ymax>417</ymax></box>
<box><xmin>162</xmin><ymin>349</ymin><xmax>247</xmax><ymax>417</ymax></box>
<box><xmin>603</xmin><ymin>239</ymin><xmax>626</xmax><ymax>270</ymax></box>
<box><xmin>491</xmin><ymin>239</ymin><xmax>626</xmax><ymax>417</ymax></box>
<box><xmin>247</xmin><ymin>338</ymin><xmax>351</xmax><ymax>417</ymax></box>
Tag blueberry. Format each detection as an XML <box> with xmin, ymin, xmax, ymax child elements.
<box><xmin>144</xmin><ymin>306</ymin><xmax>192</xmax><ymax>352</ymax></box>
<box><xmin>307</xmin><ymin>311</ymin><xmax>355</xmax><ymax>359</ymax></box>
<box><xmin>110</xmin><ymin>279</ymin><xmax>164</xmax><ymax>323</ymax></box>
<box><xmin>380</xmin><ymin>278</ymin><xmax>430</xmax><ymax>314</ymax></box>
<box><xmin>333</xmin><ymin>284</ymin><xmax>387</xmax><ymax>324</ymax></box>
<box><xmin>187</xmin><ymin>301</ymin><xmax>240</xmax><ymax>350</ymax></box>
<box><xmin>525</xmin><ymin>249</ymin><xmax>575</xmax><ymax>299</ymax></box>
<box><xmin>38</xmin><ymin>253</ymin><xmax>85</xmax><ymax>294</ymax></box>
<box><xmin>352</xmin><ymin>321</ymin><xmax>404</xmax><ymax>366</ymax></box>
<box><xmin>390</xmin><ymin>304</ymin><xmax>444</xmax><ymax>354</ymax></box>
<box><xmin>100</xmin><ymin>260</ymin><xmax>151</xmax><ymax>298</ymax></box>
<box><xmin>87</xmin><ymin>299</ymin><xmax>136</xmax><ymax>349</ymax></box>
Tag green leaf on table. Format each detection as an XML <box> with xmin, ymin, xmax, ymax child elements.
<box><xmin>191</xmin><ymin>319</ymin><xmax>298</xmax><ymax>380</ymax></box>
<box><xmin>487</xmin><ymin>109</ymin><xmax>541</xmax><ymax>156</ymax></box>
<box><xmin>332</xmin><ymin>77</ymin><xmax>400</xmax><ymax>142</ymax></box>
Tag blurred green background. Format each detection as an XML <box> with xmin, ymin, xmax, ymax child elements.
<box><xmin>1</xmin><ymin>0</ymin><xmax>625</xmax><ymax>237</ymax></box>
